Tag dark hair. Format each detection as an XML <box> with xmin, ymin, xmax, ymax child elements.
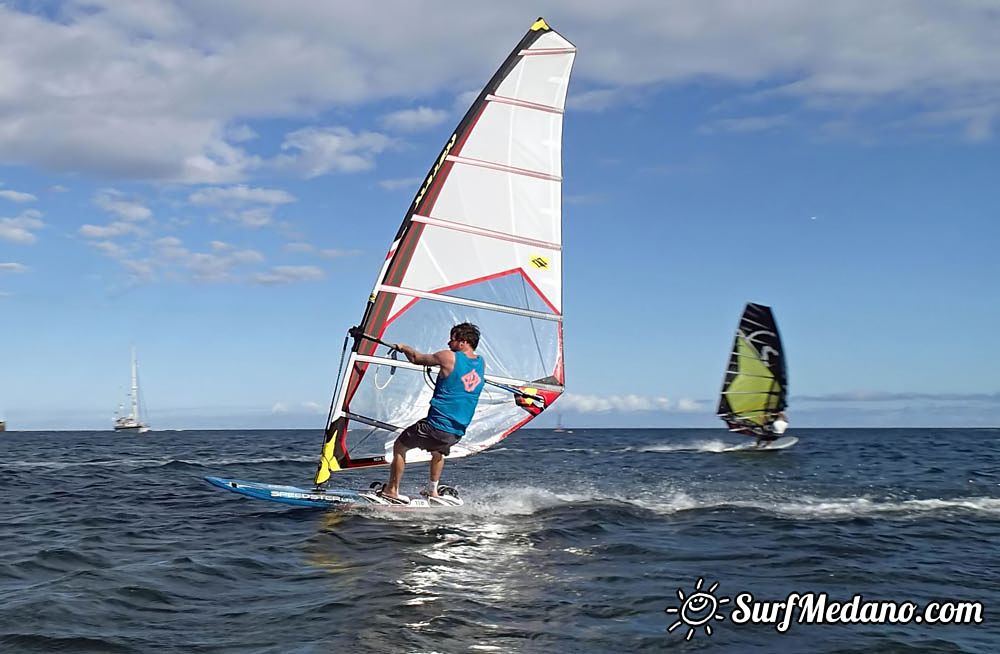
<box><xmin>451</xmin><ymin>322</ymin><xmax>481</xmax><ymax>349</ymax></box>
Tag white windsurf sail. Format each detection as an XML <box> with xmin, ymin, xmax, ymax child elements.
<box><xmin>314</xmin><ymin>18</ymin><xmax>575</xmax><ymax>485</ymax></box>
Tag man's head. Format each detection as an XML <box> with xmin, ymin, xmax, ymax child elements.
<box><xmin>449</xmin><ymin>322</ymin><xmax>480</xmax><ymax>351</ymax></box>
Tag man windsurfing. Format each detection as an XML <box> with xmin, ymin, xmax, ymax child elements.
<box><xmin>379</xmin><ymin>322</ymin><xmax>485</xmax><ymax>503</ymax></box>
<box><xmin>755</xmin><ymin>411</ymin><xmax>789</xmax><ymax>447</ymax></box>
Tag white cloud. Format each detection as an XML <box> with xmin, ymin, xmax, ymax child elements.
<box><xmin>0</xmin><ymin>210</ymin><xmax>44</xmax><ymax>244</ymax></box>
<box><xmin>0</xmin><ymin>2</ymin><xmax>994</xmax><ymax>185</ymax></box>
<box><xmin>380</xmin><ymin>106</ymin><xmax>449</xmax><ymax>132</ymax></box>
<box><xmin>378</xmin><ymin>177</ymin><xmax>421</xmax><ymax>191</ymax></box>
<box><xmin>281</xmin><ymin>243</ymin><xmax>360</xmax><ymax>259</ymax></box>
<box><xmin>301</xmin><ymin>401</ymin><xmax>325</xmax><ymax>413</ymax></box>
<box><xmin>569</xmin><ymin>88</ymin><xmax>624</xmax><ymax>112</ymax></box>
<box><xmin>188</xmin><ymin>184</ymin><xmax>296</xmax><ymax>228</ymax></box>
<box><xmin>226</xmin><ymin>124</ymin><xmax>258</xmax><ymax>144</ymax></box>
<box><xmin>94</xmin><ymin>190</ymin><xmax>152</xmax><ymax>221</ymax></box>
<box><xmin>87</xmin><ymin>233</ymin><xmax>268</xmax><ymax>284</ymax></box>
<box><xmin>0</xmin><ymin>189</ymin><xmax>37</xmax><ymax>203</ymax></box>
<box><xmin>252</xmin><ymin>265</ymin><xmax>325</xmax><ymax>285</ymax></box>
<box><xmin>676</xmin><ymin>398</ymin><xmax>706</xmax><ymax>412</ymax></box>
<box><xmin>319</xmin><ymin>248</ymin><xmax>362</xmax><ymax>259</ymax></box>
<box><xmin>79</xmin><ymin>221</ymin><xmax>142</xmax><ymax>239</ymax></box>
<box><xmin>90</xmin><ymin>240</ymin><xmax>129</xmax><ymax>259</ymax></box>
<box><xmin>700</xmin><ymin>114</ymin><xmax>792</xmax><ymax>134</ymax></box>
<box><xmin>560</xmin><ymin>393</ymin><xmax>674</xmax><ymax>413</ymax></box>
<box><xmin>274</xmin><ymin>126</ymin><xmax>391</xmax><ymax>178</ymax></box>
<box><xmin>0</xmin><ymin>262</ymin><xmax>29</xmax><ymax>273</ymax></box>
<box><xmin>188</xmin><ymin>185</ymin><xmax>295</xmax><ymax>207</ymax></box>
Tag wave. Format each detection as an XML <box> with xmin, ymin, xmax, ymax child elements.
<box><xmin>489</xmin><ymin>440</ymin><xmax>736</xmax><ymax>455</ymax></box>
<box><xmin>349</xmin><ymin>485</ymin><xmax>1000</xmax><ymax>522</ymax></box>
<box><xmin>629</xmin><ymin>494</ymin><xmax>1000</xmax><ymax>519</ymax></box>
<box><xmin>1</xmin><ymin>455</ymin><xmax>316</xmax><ymax>471</ymax></box>
<box><xmin>631</xmin><ymin>439</ymin><xmax>733</xmax><ymax>453</ymax></box>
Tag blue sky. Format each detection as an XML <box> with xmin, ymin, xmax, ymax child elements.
<box><xmin>1</xmin><ymin>1</ymin><xmax>998</xmax><ymax>430</ymax></box>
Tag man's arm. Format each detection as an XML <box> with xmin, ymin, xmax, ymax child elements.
<box><xmin>395</xmin><ymin>344</ymin><xmax>456</xmax><ymax>375</ymax></box>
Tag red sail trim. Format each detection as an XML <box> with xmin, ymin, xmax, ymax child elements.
<box><xmin>498</xmin><ymin>392</ymin><xmax>564</xmax><ymax>438</ymax></box>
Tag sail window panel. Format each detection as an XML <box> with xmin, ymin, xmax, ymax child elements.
<box><xmin>428</xmin><ymin>164</ymin><xmax>560</xmax><ymax>244</ymax></box>
<box><xmin>436</xmin><ymin>270</ymin><xmax>556</xmax><ymax>315</ymax></box>
<box><xmin>378</xmin><ymin>295</ymin><xmax>560</xmax><ymax>385</ymax></box>
<box><xmin>347</xmin><ymin>358</ymin><xmax>530</xmax><ymax>464</ymax></box>
<box><xmin>405</xmin><ymin>395</ymin><xmax>531</xmax><ymax>463</ymax></box>
<box><xmin>458</xmin><ymin>103</ymin><xmax>563</xmax><ymax>178</ymax></box>
<box><xmin>345</xmin><ymin>365</ymin><xmax>433</xmax><ymax>459</ymax></box>
<box><xmin>391</xmin><ymin>224</ymin><xmax>561</xmax><ymax>314</ymax></box>
<box><xmin>495</xmin><ymin>49</ymin><xmax>574</xmax><ymax>110</ymax></box>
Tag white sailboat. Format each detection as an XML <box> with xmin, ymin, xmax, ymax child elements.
<box><xmin>114</xmin><ymin>347</ymin><xmax>150</xmax><ymax>433</ymax></box>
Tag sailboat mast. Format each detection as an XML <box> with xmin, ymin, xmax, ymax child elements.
<box><xmin>130</xmin><ymin>347</ymin><xmax>140</xmax><ymax>420</ymax></box>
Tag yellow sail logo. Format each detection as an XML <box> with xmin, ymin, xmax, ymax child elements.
<box><xmin>530</xmin><ymin>255</ymin><xmax>550</xmax><ymax>269</ymax></box>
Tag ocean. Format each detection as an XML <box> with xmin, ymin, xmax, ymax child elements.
<box><xmin>0</xmin><ymin>427</ymin><xmax>996</xmax><ymax>653</ymax></box>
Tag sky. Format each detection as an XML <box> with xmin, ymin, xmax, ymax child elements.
<box><xmin>1</xmin><ymin>1</ymin><xmax>998</xmax><ymax>430</ymax></box>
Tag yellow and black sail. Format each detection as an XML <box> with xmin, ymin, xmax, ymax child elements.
<box><xmin>717</xmin><ymin>303</ymin><xmax>788</xmax><ymax>437</ymax></box>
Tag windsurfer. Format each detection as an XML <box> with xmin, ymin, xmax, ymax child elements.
<box><xmin>755</xmin><ymin>411</ymin><xmax>788</xmax><ymax>447</ymax></box>
<box><xmin>380</xmin><ymin>323</ymin><xmax>486</xmax><ymax>502</ymax></box>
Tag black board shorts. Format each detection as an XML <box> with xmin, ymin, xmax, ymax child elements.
<box><xmin>398</xmin><ymin>419</ymin><xmax>462</xmax><ymax>456</ymax></box>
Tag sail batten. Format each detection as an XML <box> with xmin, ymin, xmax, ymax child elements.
<box><xmin>446</xmin><ymin>155</ymin><xmax>562</xmax><ymax>181</ymax></box>
<box><xmin>518</xmin><ymin>48</ymin><xmax>576</xmax><ymax>56</ymax></box>
<box><xmin>313</xmin><ymin>19</ymin><xmax>574</xmax><ymax>485</ymax></box>
<box><xmin>412</xmin><ymin>215</ymin><xmax>561</xmax><ymax>250</ymax></box>
<box><xmin>486</xmin><ymin>94</ymin><xmax>564</xmax><ymax>114</ymax></box>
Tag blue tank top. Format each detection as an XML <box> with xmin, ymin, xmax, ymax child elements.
<box><xmin>426</xmin><ymin>351</ymin><xmax>485</xmax><ymax>436</ymax></box>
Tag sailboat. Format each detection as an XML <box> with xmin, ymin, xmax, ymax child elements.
<box><xmin>717</xmin><ymin>303</ymin><xmax>795</xmax><ymax>450</ymax></box>
<box><xmin>553</xmin><ymin>412</ymin><xmax>572</xmax><ymax>433</ymax></box>
<box><xmin>207</xmin><ymin>18</ymin><xmax>576</xmax><ymax>509</ymax></box>
<box><xmin>113</xmin><ymin>347</ymin><xmax>150</xmax><ymax>433</ymax></box>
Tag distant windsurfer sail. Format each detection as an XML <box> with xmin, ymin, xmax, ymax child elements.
<box><xmin>717</xmin><ymin>303</ymin><xmax>791</xmax><ymax>449</ymax></box>
<box><xmin>207</xmin><ymin>18</ymin><xmax>576</xmax><ymax>510</ymax></box>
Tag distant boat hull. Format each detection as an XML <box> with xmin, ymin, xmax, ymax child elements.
<box><xmin>114</xmin><ymin>423</ymin><xmax>150</xmax><ymax>433</ymax></box>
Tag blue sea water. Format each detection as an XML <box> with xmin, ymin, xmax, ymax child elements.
<box><xmin>0</xmin><ymin>427</ymin><xmax>997</xmax><ymax>653</ymax></box>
